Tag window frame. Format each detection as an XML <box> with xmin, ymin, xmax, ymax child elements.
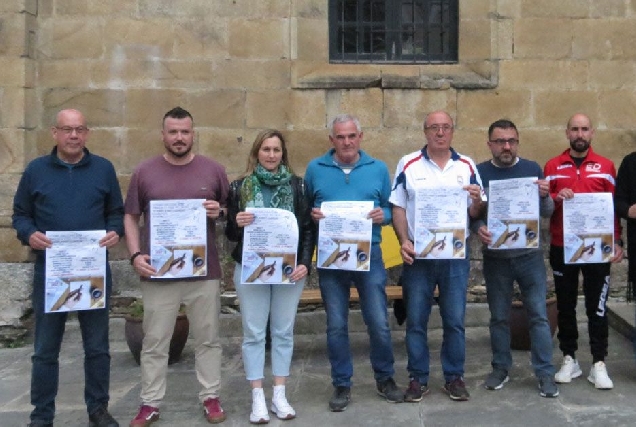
<box><xmin>328</xmin><ymin>0</ymin><xmax>459</xmax><ymax>64</ymax></box>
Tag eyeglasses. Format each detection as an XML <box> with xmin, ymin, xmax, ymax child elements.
<box><xmin>56</xmin><ymin>126</ymin><xmax>89</xmax><ymax>135</ymax></box>
<box><xmin>425</xmin><ymin>124</ymin><xmax>454</xmax><ymax>133</ymax></box>
<box><xmin>489</xmin><ymin>138</ymin><xmax>519</xmax><ymax>146</ymax></box>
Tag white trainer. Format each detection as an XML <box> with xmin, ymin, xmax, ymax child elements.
<box><xmin>555</xmin><ymin>355</ymin><xmax>583</xmax><ymax>383</ymax></box>
<box><xmin>588</xmin><ymin>361</ymin><xmax>614</xmax><ymax>389</ymax></box>
<box><xmin>250</xmin><ymin>387</ymin><xmax>270</xmax><ymax>424</ymax></box>
<box><xmin>271</xmin><ymin>385</ymin><xmax>296</xmax><ymax>420</ymax></box>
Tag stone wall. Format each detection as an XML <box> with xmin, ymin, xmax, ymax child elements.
<box><xmin>1</xmin><ymin>1</ymin><xmax>635</xmax><ymax>336</ymax></box>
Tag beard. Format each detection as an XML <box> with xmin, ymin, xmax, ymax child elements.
<box><xmin>494</xmin><ymin>151</ymin><xmax>515</xmax><ymax>167</ymax></box>
<box><xmin>166</xmin><ymin>142</ymin><xmax>192</xmax><ymax>158</ymax></box>
<box><xmin>569</xmin><ymin>138</ymin><xmax>590</xmax><ymax>153</ymax></box>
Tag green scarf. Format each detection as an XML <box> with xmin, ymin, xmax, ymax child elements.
<box><xmin>240</xmin><ymin>164</ymin><xmax>294</xmax><ymax>212</ymax></box>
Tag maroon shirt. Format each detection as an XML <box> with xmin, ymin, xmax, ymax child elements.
<box><xmin>125</xmin><ymin>155</ymin><xmax>229</xmax><ymax>280</ymax></box>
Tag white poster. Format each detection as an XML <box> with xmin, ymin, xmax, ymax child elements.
<box><xmin>414</xmin><ymin>187</ymin><xmax>467</xmax><ymax>259</ymax></box>
<box><xmin>241</xmin><ymin>208</ymin><xmax>299</xmax><ymax>284</ymax></box>
<box><xmin>487</xmin><ymin>177</ymin><xmax>541</xmax><ymax>250</ymax></box>
<box><xmin>317</xmin><ymin>201</ymin><xmax>373</xmax><ymax>271</ymax></box>
<box><xmin>563</xmin><ymin>192</ymin><xmax>614</xmax><ymax>264</ymax></box>
<box><xmin>45</xmin><ymin>230</ymin><xmax>107</xmax><ymax>313</ymax></box>
<box><xmin>150</xmin><ymin>199</ymin><xmax>207</xmax><ymax>279</ymax></box>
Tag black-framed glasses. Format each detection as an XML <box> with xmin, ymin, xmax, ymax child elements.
<box><xmin>489</xmin><ymin>138</ymin><xmax>519</xmax><ymax>146</ymax></box>
<box><xmin>56</xmin><ymin>126</ymin><xmax>89</xmax><ymax>135</ymax></box>
<box><xmin>425</xmin><ymin>124</ymin><xmax>454</xmax><ymax>133</ymax></box>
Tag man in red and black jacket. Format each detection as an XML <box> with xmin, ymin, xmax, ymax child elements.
<box><xmin>544</xmin><ymin>113</ymin><xmax>623</xmax><ymax>390</ymax></box>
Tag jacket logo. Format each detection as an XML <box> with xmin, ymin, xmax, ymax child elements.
<box><xmin>585</xmin><ymin>163</ymin><xmax>601</xmax><ymax>172</ymax></box>
<box><xmin>557</xmin><ymin>164</ymin><xmax>572</xmax><ymax>170</ymax></box>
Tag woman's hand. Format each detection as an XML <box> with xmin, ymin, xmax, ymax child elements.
<box><xmin>289</xmin><ymin>265</ymin><xmax>308</xmax><ymax>282</ymax></box>
<box><xmin>236</xmin><ymin>211</ymin><xmax>255</xmax><ymax>228</ymax></box>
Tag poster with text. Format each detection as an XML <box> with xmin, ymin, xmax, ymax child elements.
<box><xmin>45</xmin><ymin>230</ymin><xmax>106</xmax><ymax>313</ymax></box>
<box><xmin>317</xmin><ymin>201</ymin><xmax>373</xmax><ymax>271</ymax></box>
<box><xmin>414</xmin><ymin>187</ymin><xmax>467</xmax><ymax>259</ymax></box>
<box><xmin>150</xmin><ymin>199</ymin><xmax>207</xmax><ymax>279</ymax></box>
<box><xmin>563</xmin><ymin>192</ymin><xmax>614</xmax><ymax>264</ymax></box>
<box><xmin>487</xmin><ymin>177</ymin><xmax>540</xmax><ymax>250</ymax></box>
<box><xmin>240</xmin><ymin>208</ymin><xmax>299</xmax><ymax>284</ymax></box>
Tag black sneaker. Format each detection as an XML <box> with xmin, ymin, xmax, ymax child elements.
<box><xmin>89</xmin><ymin>406</ymin><xmax>120</xmax><ymax>427</ymax></box>
<box><xmin>538</xmin><ymin>375</ymin><xmax>559</xmax><ymax>398</ymax></box>
<box><xmin>484</xmin><ymin>368</ymin><xmax>509</xmax><ymax>390</ymax></box>
<box><xmin>329</xmin><ymin>386</ymin><xmax>351</xmax><ymax>412</ymax></box>
<box><xmin>443</xmin><ymin>377</ymin><xmax>470</xmax><ymax>401</ymax></box>
<box><xmin>404</xmin><ymin>379</ymin><xmax>430</xmax><ymax>403</ymax></box>
<box><xmin>376</xmin><ymin>377</ymin><xmax>404</xmax><ymax>403</ymax></box>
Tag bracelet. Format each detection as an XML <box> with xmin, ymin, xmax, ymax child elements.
<box><xmin>130</xmin><ymin>251</ymin><xmax>142</xmax><ymax>265</ymax></box>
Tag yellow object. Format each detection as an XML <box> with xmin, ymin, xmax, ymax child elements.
<box><xmin>381</xmin><ymin>226</ymin><xmax>402</xmax><ymax>268</ymax></box>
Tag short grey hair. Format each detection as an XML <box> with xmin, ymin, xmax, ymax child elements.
<box><xmin>329</xmin><ymin>114</ymin><xmax>362</xmax><ymax>137</ymax></box>
<box><xmin>423</xmin><ymin>111</ymin><xmax>454</xmax><ymax>130</ymax></box>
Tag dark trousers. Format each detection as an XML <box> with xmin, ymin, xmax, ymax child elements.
<box><xmin>30</xmin><ymin>262</ymin><xmax>112</xmax><ymax>424</ymax></box>
<box><xmin>549</xmin><ymin>245</ymin><xmax>610</xmax><ymax>362</ymax></box>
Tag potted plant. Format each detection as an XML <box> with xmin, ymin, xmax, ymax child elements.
<box><xmin>124</xmin><ymin>300</ymin><xmax>190</xmax><ymax>365</ymax></box>
<box><xmin>509</xmin><ymin>283</ymin><xmax>558</xmax><ymax>351</ymax></box>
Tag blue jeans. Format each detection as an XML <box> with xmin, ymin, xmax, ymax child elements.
<box><xmin>234</xmin><ymin>264</ymin><xmax>305</xmax><ymax>380</ymax></box>
<box><xmin>30</xmin><ymin>262</ymin><xmax>111</xmax><ymax>424</ymax></box>
<box><xmin>483</xmin><ymin>251</ymin><xmax>554</xmax><ymax>378</ymax></box>
<box><xmin>402</xmin><ymin>256</ymin><xmax>469</xmax><ymax>384</ymax></box>
<box><xmin>318</xmin><ymin>244</ymin><xmax>395</xmax><ymax>387</ymax></box>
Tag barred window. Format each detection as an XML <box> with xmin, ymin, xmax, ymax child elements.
<box><xmin>329</xmin><ymin>0</ymin><xmax>458</xmax><ymax>64</ymax></box>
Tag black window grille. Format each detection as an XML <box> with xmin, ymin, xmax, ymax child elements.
<box><xmin>329</xmin><ymin>0</ymin><xmax>458</xmax><ymax>64</ymax></box>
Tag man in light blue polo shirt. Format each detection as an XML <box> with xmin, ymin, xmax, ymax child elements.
<box><xmin>305</xmin><ymin>114</ymin><xmax>403</xmax><ymax>412</ymax></box>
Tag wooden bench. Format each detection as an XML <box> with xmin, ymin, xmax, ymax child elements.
<box><xmin>297</xmin><ymin>227</ymin><xmax>406</xmax><ymax>305</ymax></box>
<box><xmin>299</xmin><ymin>286</ymin><xmax>403</xmax><ymax>304</ymax></box>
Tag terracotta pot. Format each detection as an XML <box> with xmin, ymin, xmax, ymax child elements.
<box><xmin>124</xmin><ymin>314</ymin><xmax>190</xmax><ymax>365</ymax></box>
<box><xmin>509</xmin><ymin>297</ymin><xmax>558</xmax><ymax>351</ymax></box>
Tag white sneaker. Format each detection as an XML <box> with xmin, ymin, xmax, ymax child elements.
<box><xmin>588</xmin><ymin>361</ymin><xmax>614</xmax><ymax>389</ymax></box>
<box><xmin>250</xmin><ymin>388</ymin><xmax>270</xmax><ymax>424</ymax></box>
<box><xmin>555</xmin><ymin>355</ymin><xmax>583</xmax><ymax>383</ymax></box>
<box><xmin>271</xmin><ymin>385</ymin><xmax>296</xmax><ymax>420</ymax></box>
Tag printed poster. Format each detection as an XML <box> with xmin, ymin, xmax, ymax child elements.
<box><xmin>487</xmin><ymin>177</ymin><xmax>541</xmax><ymax>250</ymax></box>
<box><xmin>414</xmin><ymin>187</ymin><xmax>467</xmax><ymax>259</ymax></box>
<box><xmin>150</xmin><ymin>199</ymin><xmax>207</xmax><ymax>279</ymax></box>
<box><xmin>45</xmin><ymin>230</ymin><xmax>107</xmax><ymax>313</ymax></box>
<box><xmin>317</xmin><ymin>201</ymin><xmax>373</xmax><ymax>271</ymax></box>
<box><xmin>563</xmin><ymin>192</ymin><xmax>614</xmax><ymax>264</ymax></box>
<box><xmin>240</xmin><ymin>208</ymin><xmax>299</xmax><ymax>284</ymax></box>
